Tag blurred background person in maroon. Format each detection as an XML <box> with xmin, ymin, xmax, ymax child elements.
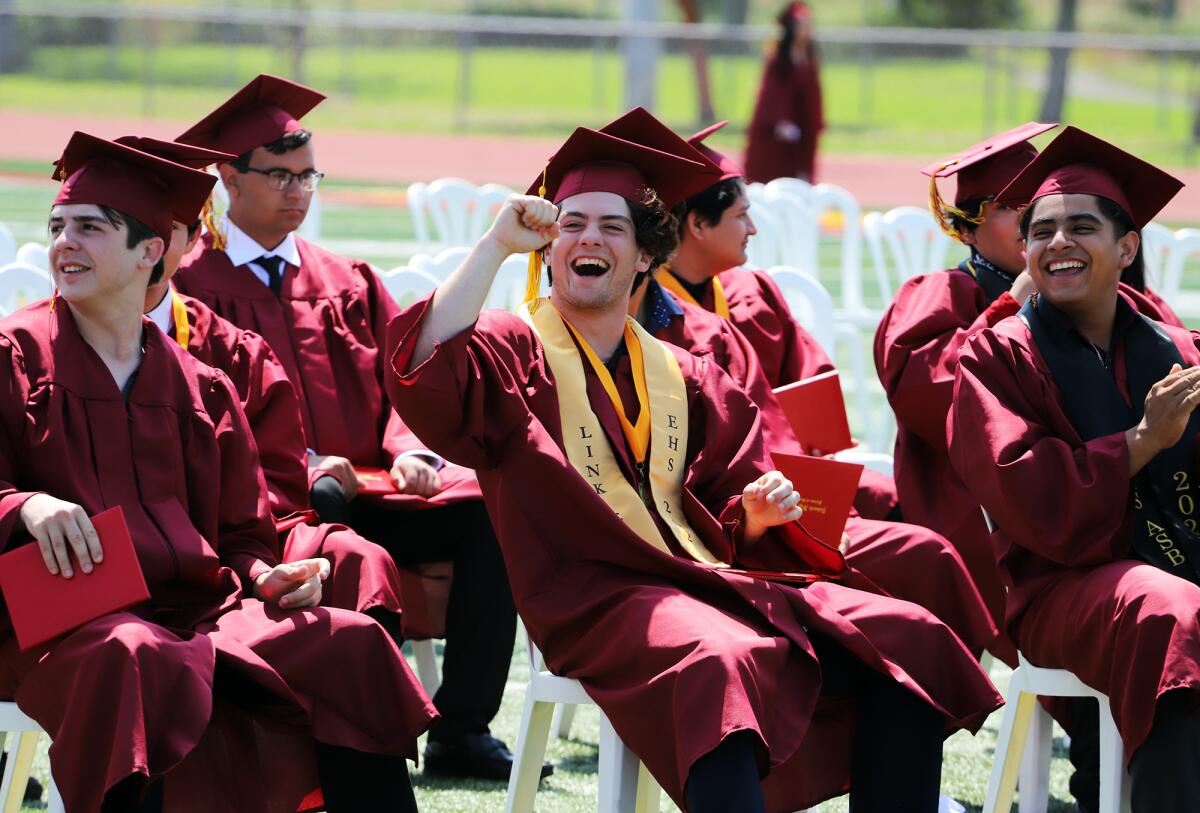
<box><xmin>744</xmin><ymin>2</ymin><xmax>825</xmax><ymax>183</ymax></box>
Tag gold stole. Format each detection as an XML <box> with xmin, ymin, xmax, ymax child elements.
<box><xmin>655</xmin><ymin>267</ymin><xmax>731</xmax><ymax>319</ymax></box>
<box><xmin>170</xmin><ymin>289</ymin><xmax>190</xmax><ymax>349</ymax></box>
<box><xmin>519</xmin><ymin>298</ymin><xmax>726</xmax><ymax>566</ymax></box>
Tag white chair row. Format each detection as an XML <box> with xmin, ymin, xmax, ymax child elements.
<box><xmin>407</xmin><ymin>179</ymin><xmax>515</xmax><ymax>253</ymax></box>
<box><xmin>380</xmin><ymin>247</ymin><xmax>542</xmax><ymax>313</ymax></box>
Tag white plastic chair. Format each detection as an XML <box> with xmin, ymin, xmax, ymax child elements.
<box><xmin>417</xmin><ymin>178</ymin><xmax>514</xmax><ymax>250</ymax></box>
<box><xmin>760</xmin><ymin>187</ymin><xmax>819</xmax><ymax>275</ymax></box>
<box><xmin>811</xmin><ymin>183</ymin><xmax>866</xmax><ymax>316</ymax></box>
<box><xmin>832</xmin><ymin>449</ymin><xmax>894</xmax><ymax>478</ymax></box>
<box><xmin>0</xmin><ymin>702</ymin><xmax>64</xmax><ymax>813</ymax></box>
<box><xmin>13</xmin><ymin>243</ymin><xmax>48</xmax><ymax>272</ymax></box>
<box><xmin>378</xmin><ymin>266</ymin><xmax>440</xmax><ymax>308</ymax></box>
<box><xmin>409</xmin><ymin>639</ymin><xmax>441</xmax><ymax>697</ymax></box>
<box><xmin>743</xmin><ymin>198</ymin><xmax>786</xmax><ymax>271</ymax></box>
<box><xmin>862</xmin><ymin>206</ymin><xmax>956</xmax><ymax>304</ymax></box>
<box><xmin>764</xmin><ymin>177</ymin><xmax>814</xmax><ymax>202</ymax></box>
<box><xmin>408</xmin><ymin>247</ymin><xmax>472</xmax><ymax>282</ymax></box>
<box><xmin>406</xmin><ymin>182</ymin><xmax>432</xmax><ymax>252</ymax></box>
<box><xmin>765</xmin><ymin>266</ymin><xmax>836</xmax><ymax>355</ymax></box>
<box><xmin>1140</xmin><ymin>221</ymin><xmax>1174</xmax><ymax>292</ymax></box>
<box><xmin>984</xmin><ymin>653</ymin><xmax>1129</xmax><ymax>813</ymax></box>
<box><xmin>0</xmin><ymin>224</ymin><xmax>15</xmax><ymax>267</ymax></box>
<box><xmin>487</xmin><ymin>254</ymin><xmax>537</xmax><ymax>313</ymax></box>
<box><xmin>0</xmin><ymin>262</ymin><xmax>52</xmax><ymax>316</ymax></box>
<box><xmin>507</xmin><ymin>630</ymin><xmax>661</xmax><ymax>813</ymax></box>
<box><xmin>1157</xmin><ymin>227</ymin><xmax>1200</xmax><ymax>308</ymax></box>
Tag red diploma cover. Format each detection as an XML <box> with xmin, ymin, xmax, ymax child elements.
<box><xmin>772</xmin><ymin>371</ymin><xmax>854</xmax><ymax>454</ymax></box>
<box><xmin>0</xmin><ymin>506</ymin><xmax>150</xmax><ymax>650</ymax></box>
<box><xmin>770</xmin><ymin>452</ymin><xmax>863</xmax><ymax>547</ymax></box>
<box><xmin>353</xmin><ymin>467</ymin><xmax>398</xmax><ymax>496</ymax></box>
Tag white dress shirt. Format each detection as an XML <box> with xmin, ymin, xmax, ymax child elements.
<box><xmin>221</xmin><ymin>218</ymin><xmax>302</xmax><ymax>287</ymax></box>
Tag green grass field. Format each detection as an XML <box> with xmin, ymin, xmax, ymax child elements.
<box><xmin>4</xmin><ymin>38</ymin><xmax>1200</xmax><ymax>166</ymax></box>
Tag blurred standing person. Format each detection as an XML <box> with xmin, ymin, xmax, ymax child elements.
<box><xmin>744</xmin><ymin>2</ymin><xmax>824</xmax><ymax>183</ymax></box>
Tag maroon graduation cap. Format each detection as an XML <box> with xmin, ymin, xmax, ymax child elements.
<box><xmin>176</xmin><ymin>73</ymin><xmax>325</xmax><ymax>158</ymax></box>
<box><xmin>53</xmin><ymin>132</ymin><xmax>218</xmax><ymax>243</ymax></box>
<box><xmin>923</xmin><ymin>121</ymin><xmax>1057</xmax><ymax>206</ymax></box>
<box><xmin>778</xmin><ymin>2</ymin><xmax>812</xmax><ymax>24</ymax></box>
<box><xmin>995</xmin><ymin>125</ymin><xmax>1184</xmax><ymax>229</ymax></box>
<box><xmin>113</xmin><ymin>136</ymin><xmax>235</xmax><ymax>170</ymax></box>
<box><xmin>688</xmin><ymin>120</ymin><xmax>744</xmax><ymax>182</ymax></box>
<box><xmin>526</xmin><ymin>110</ymin><xmax>721</xmax><ymax>208</ymax></box>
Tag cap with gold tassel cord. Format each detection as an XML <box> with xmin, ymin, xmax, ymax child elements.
<box><xmin>921</xmin><ymin>121</ymin><xmax>1056</xmax><ymax>239</ymax></box>
<box><xmin>521</xmin><ymin>113</ymin><xmax>723</xmax><ymax>312</ymax></box>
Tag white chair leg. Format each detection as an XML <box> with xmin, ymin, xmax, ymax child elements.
<box><xmin>47</xmin><ymin>772</ymin><xmax>65</xmax><ymax>813</ymax></box>
<box><xmin>2</xmin><ymin>732</ymin><xmax>39</xmax><ymax>813</ymax></box>
<box><xmin>634</xmin><ymin>760</ymin><xmax>660</xmax><ymax>813</ymax></box>
<box><xmin>504</xmin><ymin>692</ymin><xmax>555</xmax><ymax>813</ymax></box>
<box><xmin>984</xmin><ymin>684</ymin><xmax>1037</xmax><ymax>813</ymax></box>
<box><xmin>552</xmin><ymin>703</ymin><xmax>577</xmax><ymax>740</ymax></box>
<box><xmin>1096</xmin><ymin>703</ymin><xmax>1127</xmax><ymax>813</ymax></box>
<box><xmin>1018</xmin><ymin>701</ymin><xmax>1052</xmax><ymax>813</ymax></box>
<box><xmin>411</xmin><ymin>639</ymin><xmax>442</xmax><ymax>697</ymax></box>
<box><xmin>598</xmin><ymin>713</ymin><xmax>641</xmax><ymax>813</ymax></box>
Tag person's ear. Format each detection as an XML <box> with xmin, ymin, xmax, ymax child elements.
<box><xmin>139</xmin><ymin>237</ymin><xmax>166</xmax><ymax>271</ymax></box>
<box><xmin>1116</xmin><ymin>229</ymin><xmax>1140</xmax><ymax>271</ymax></box>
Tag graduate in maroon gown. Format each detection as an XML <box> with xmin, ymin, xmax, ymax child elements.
<box><xmin>660</xmin><ymin>120</ymin><xmax>901</xmax><ymax>521</ymax></box>
<box><xmin>388</xmin><ymin>110</ymin><xmax>1001</xmax><ymax>813</ymax></box>
<box><xmin>743</xmin><ymin>2</ymin><xmax>824</xmax><ymax>183</ymax></box>
<box><xmin>949</xmin><ymin>126</ymin><xmax>1200</xmax><ymax>811</ymax></box>
<box><xmin>1</xmin><ymin>132</ymin><xmax>434</xmax><ymax>813</ymax></box>
<box><xmin>173</xmin><ymin>75</ymin><xmax>527</xmax><ymax>779</ymax></box>
<box><xmin>110</xmin><ymin>135</ymin><xmax>408</xmax><ymax>632</ymax></box>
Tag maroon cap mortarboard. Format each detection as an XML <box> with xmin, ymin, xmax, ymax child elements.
<box><xmin>175</xmin><ymin>74</ymin><xmax>325</xmax><ymax>157</ymax></box>
<box><xmin>597</xmin><ymin>107</ymin><xmax>727</xmax><ymax>188</ymax></box>
<box><xmin>688</xmin><ymin>120</ymin><xmax>744</xmax><ymax>182</ymax></box>
<box><xmin>525</xmin><ymin>116</ymin><xmax>720</xmax><ymax>208</ymax></box>
<box><xmin>995</xmin><ymin>126</ymin><xmax>1184</xmax><ymax>229</ymax></box>
<box><xmin>922</xmin><ymin>121</ymin><xmax>1056</xmax><ymax>206</ymax></box>
<box><xmin>112</xmin><ymin>136</ymin><xmax>235</xmax><ymax>170</ymax></box>
<box><xmin>52</xmin><ymin>132</ymin><xmax>217</xmax><ymax>244</ymax></box>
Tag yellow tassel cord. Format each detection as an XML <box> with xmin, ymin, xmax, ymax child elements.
<box><xmin>522</xmin><ymin>165</ymin><xmax>550</xmax><ymax>315</ymax></box>
<box><xmin>201</xmin><ymin>196</ymin><xmax>227</xmax><ymax>252</ymax></box>
<box><xmin>928</xmin><ymin>161</ymin><xmax>986</xmax><ymax>241</ymax></box>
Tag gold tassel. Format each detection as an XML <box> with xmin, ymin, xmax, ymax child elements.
<box><xmin>929</xmin><ymin>161</ymin><xmax>986</xmax><ymax>240</ymax></box>
<box><xmin>201</xmin><ymin>196</ymin><xmax>227</xmax><ymax>252</ymax></box>
<box><xmin>523</xmin><ymin>164</ymin><xmax>550</xmax><ymax>315</ymax></box>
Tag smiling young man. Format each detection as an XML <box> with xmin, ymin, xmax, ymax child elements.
<box><xmin>948</xmin><ymin>127</ymin><xmax>1200</xmax><ymax>811</ymax></box>
<box><xmin>173</xmin><ymin>75</ymin><xmax>526</xmax><ymax>779</ymax></box>
<box><xmin>0</xmin><ymin>132</ymin><xmax>434</xmax><ymax>813</ymax></box>
<box><xmin>387</xmin><ymin>112</ymin><xmax>1001</xmax><ymax>813</ymax></box>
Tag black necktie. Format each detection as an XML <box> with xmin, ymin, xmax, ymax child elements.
<box><xmin>256</xmin><ymin>254</ymin><xmax>285</xmax><ymax>296</ymax></box>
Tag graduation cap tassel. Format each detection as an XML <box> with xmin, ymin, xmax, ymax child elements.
<box><xmin>523</xmin><ymin>165</ymin><xmax>550</xmax><ymax>315</ymax></box>
<box><xmin>201</xmin><ymin>196</ymin><xmax>227</xmax><ymax>252</ymax></box>
<box><xmin>929</xmin><ymin>169</ymin><xmax>985</xmax><ymax>240</ymax></box>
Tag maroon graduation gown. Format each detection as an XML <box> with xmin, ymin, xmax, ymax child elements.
<box><xmin>707</xmin><ymin>267</ymin><xmax>900</xmax><ymax>520</ymax></box>
<box><xmin>169</xmin><ymin>292</ymin><xmax>404</xmax><ymax>618</ymax></box>
<box><xmin>948</xmin><ymin>301</ymin><xmax>1200</xmax><ymax>758</ymax></box>
<box><xmin>174</xmin><ymin>234</ymin><xmax>484</xmax><ymax>511</ymax></box>
<box><xmin>386</xmin><ymin>297</ymin><xmax>1001</xmax><ymax>811</ymax></box>
<box><xmin>744</xmin><ymin>51</ymin><xmax>824</xmax><ymax>183</ymax></box>
<box><xmin>655</xmin><ymin>289</ymin><xmax>996</xmax><ymax>654</ymax></box>
<box><xmin>0</xmin><ymin>300</ymin><xmax>436</xmax><ymax>812</ymax></box>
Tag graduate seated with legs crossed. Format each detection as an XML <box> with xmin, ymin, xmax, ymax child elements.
<box><xmin>386</xmin><ymin>109</ymin><xmax>1002</xmax><ymax>813</ymax></box>
<box><xmin>949</xmin><ymin>126</ymin><xmax>1200</xmax><ymax>813</ymax></box>
<box><xmin>0</xmin><ymin>132</ymin><xmax>435</xmax><ymax>813</ymax></box>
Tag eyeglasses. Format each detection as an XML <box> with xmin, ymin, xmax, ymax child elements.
<box><xmin>241</xmin><ymin>167</ymin><xmax>325</xmax><ymax>192</ymax></box>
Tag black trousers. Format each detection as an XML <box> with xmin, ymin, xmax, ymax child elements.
<box><xmin>684</xmin><ymin>632</ymin><xmax>945</xmax><ymax>813</ymax></box>
<box><xmin>311</xmin><ymin>476</ymin><xmax>518</xmax><ymax>740</ymax></box>
<box><xmin>1129</xmin><ymin>689</ymin><xmax>1200</xmax><ymax>812</ymax></box>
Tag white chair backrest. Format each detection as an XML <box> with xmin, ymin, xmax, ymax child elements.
<box><xmin>421</xmin><ymin>178</ymin><xmax>515</xmax><ymax>248</ymax></box>
<box><xmin>744</xmin><ymin>185</ymin><xmax>786</xmax><ymax>270</ymax></box>
<box><xmin>1157</xmin><ymin>227</ymin><xmax>1200</xmax><ymax>305</ymax></box>
<box><xmin>406</xmin><ymin>182</ymin><xmax>432</xmax><ymax>251</ymax></box>
<box><xmin>863</xmin><ymin>206</ymin><xmax>954</xmax><ymax>303</ymax></box>
<box><xmin>0</xmin><ymin>262</ymin><xmax>53</xmax><ymax>315</ymax></box>
<box><xmin>764</xmin><ymin>265</ymin><xmax>836</xmax><ymax>356</ymax></box>
<box><xmin>1140</xmin><ymin>221</ymin><xmax>1174</xmax><ymax>290</ymax></box>
<box><xmin>378</xmin><ymin>266</ymin><xmax>440</xmax><ymax>308</ymax></box>
<box><xmin>487</xmin><ymin>254</ymin><xmax>536</xmax><ymax>312</ymax></box>
<box><xmin>811</xmin><ymin>183</ymin><xmax>864</xmax><ymax>311</ymax></box>
<box><xmin>408</xmin><ymin>247</ymin><xmax>472</xmax><ymax>281</ymax></box>
<box><xmin>760</xmin><ymin>187</ymin><xmax>819</xmax><ymax>275</ymax></box>
<box><xmin>14</xmin><ymin>242</ymin><xmax>49</xmax><ymax>271</ymax></box>
<box><xmin>0</xmin><ymin>223</ymin><xmax>15</xmax><ymax>266</ymax></box>
<box><xmin>764</xmin><ymin>177</ymin><xmax>814</xmax><ymax>202</ymax></box>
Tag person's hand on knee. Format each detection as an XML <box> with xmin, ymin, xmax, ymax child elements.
<box><xmin>254</xmin><ymin>558</ymin><xmax>331</xmax><ymax>609</ymax></box>
<box><xmin>310</xmin><ymin>454</ymin><xmax>359</xmax><ymax>500</ymax></box>
<box><xmin>390</xmin><ymin>456</ymin><xmax>442</xmax><ymax>498</ymax></box>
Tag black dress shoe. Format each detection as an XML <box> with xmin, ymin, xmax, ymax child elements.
<box><xmin>424</xmin><ymin>733</ymin><xmax>554</xmax><ymax>781</ymax></box>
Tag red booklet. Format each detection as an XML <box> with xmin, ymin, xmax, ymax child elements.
<box><xmin>770</xmin><ymin>452</ymin><xmax>863</xmax><ymax>547</ymax></box>
<box><xmin>0</xmin><ymin>506</ymin><xmax>150</xmax><ymax>651</ymax></box>
<box><xmin>353</xmin><ymin>466</ymin><xmax>398</xmax><ymax>496</ymax></box>
<box><xmin>772</xmin><ymin>371</ymin><xmax>854</xmax><ymax>454</ymax></box>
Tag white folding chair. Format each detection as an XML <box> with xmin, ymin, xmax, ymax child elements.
<box><xmin>811</xmin><ymin>183</ymin><xmax>866</xmax><ymax>318</ymax></box>
<box><xmin>0</xmin><ymin>262</ymin><xmax>53</xmax><ymax>316</ymax></box>
<box><xmin>743</xmin><ymin>192</ymin><xmax>786</xmax><ymax>271</ymax></box>
<box><xmin>378</xmin><ymin>266</ymin><xmax>440</xmax><ymax>309</ymax></box>
<box><xmin>408</xmin><ymin>247</ymin><xmax>472</xmax><ymax>282</ymax></box>
<box><xmin>409</xmin><ymin>639</ymin><xmax>442</xmax><ymax>697</ymax></box>
<box><xmin>508</xmin><ymin>630</ymin><xmax>660</xmax><ymax>813</ymax></box>
<box><xmin>14</xmin><ymin>243</ymin><xmax>48</xmax><ymax>272</ymax></box>
<box><xmin>0</xmin><ymin>224</ymin><xmax>15</xmax><ymax>267</ymax></box>
<box><xmin>862</xmin><ymin>206</ymin><xmax>957</xmax><ymax>305</ymax></box>
<box><xmin>0</xmin><ymin>702</ymin><xmax>64</xmax><ymax>813</ymax></box>
<box><xmin>419</xmin><ymin>178</ymin><xmax>514</xmax><ymax>249</ymax></box>
<box><xmin>406</xmin><ymin>182</ymin><xmax>432</xmax><ymax>252</ymax></box>
<box><xmin>1140</xmin><ymin>221</ymin><xmax>1174</xmax><ymax>292</ymax></box>
<box><xmin>487</xmin><ymin>254</ymin><xmax>537</xmax><ymax>313</ymax></box>
<box><xmin>1157</xmin><ymin>227</ymin><xmax>1200</xmax><ymax>310</ymax></box>
<box><xmin>760</xmin><ymin>187</ymin><xmax>819</xmax><ymax>275</ymax></box>
<box><xmin>764</xmin><ymin>177</ymin><xmax>814</xmax><ymax>202</ymax></box>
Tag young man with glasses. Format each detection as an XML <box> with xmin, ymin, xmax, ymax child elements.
<box><xmin>174</xmin><ymin>74</ymin><xmax>531</xmax><ymax>781</ymax></box>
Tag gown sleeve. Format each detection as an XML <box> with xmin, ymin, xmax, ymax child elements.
<box><xmin>948</xmin><ymin>325</ymin><xmax>1133</xmax><ymax>568</ymax></box>
<box><xmin>0</xmin><ymin>336</ymin><xmax>40</xmax><ymax>549</ymax></box>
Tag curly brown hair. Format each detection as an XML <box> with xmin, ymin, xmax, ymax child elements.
<box><xmin>629</xmin><ymin>187</ymin><xmax>680</xmax><ymax>271</ymax></box>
